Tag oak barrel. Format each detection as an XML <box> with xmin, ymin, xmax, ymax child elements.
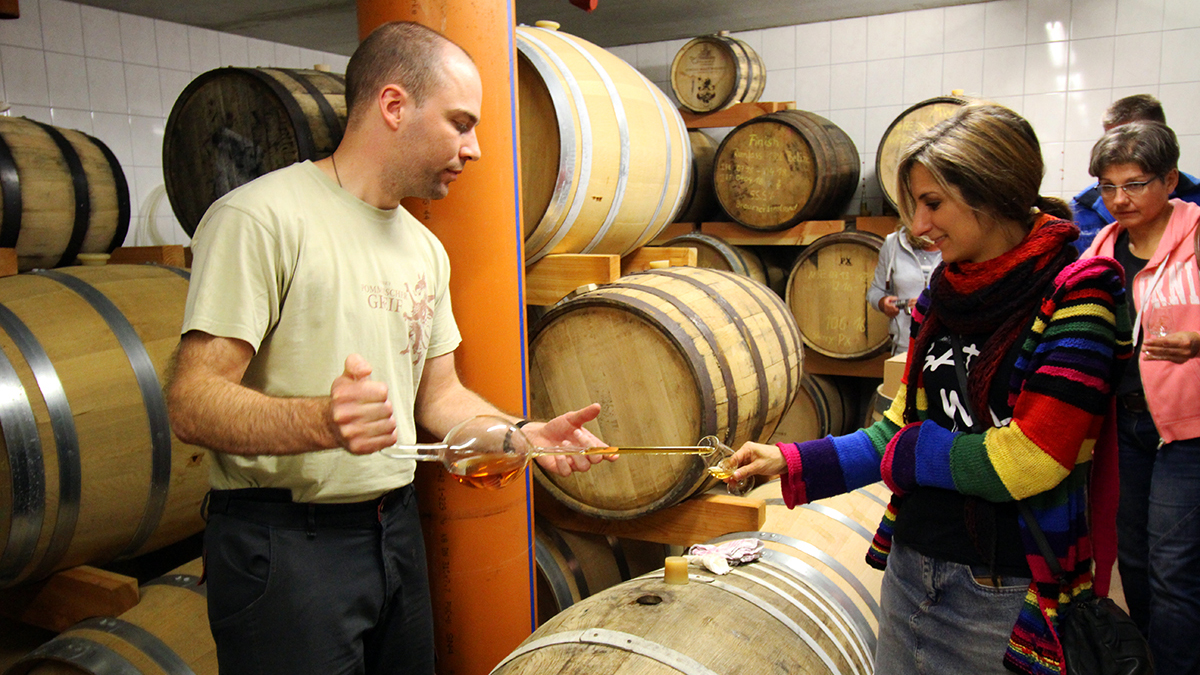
<box><xmin>0</xmin><ymin>117</ymin><xmax>130</xmax><ymax>271</ymax></box>
<box><xmin>713</xmin><ymin>110</ymin><xmax>860</xmax><ymax>230</ymax></box>
<box><xmin>0</xmin><ymin>265</ymin><xmax>208</xmax><ymax>589</ymax></box>
<box><xmin>491</xmin><ymin>483</ymin><xmax>890</xmax><ymax>675</ymax></box>
<box><xmin>673</xmin><ymin>130</ymin><xmax>721</xmax><ymax>224</ymax></box>
<box><xmin>163</xmin><ymin>67</ymin><xmax>347</xmax><ymax>236</ymax></box>
<box><xmin>670</xmin><ymin>32</ymin><xmax>766</xmax><ymax>113</ymax></box>
<box><xmin>768</xmin><ymin>373</ymin><xmax>855</xmax><ymax>445</ymax></box>
<box><xmin>6</xmin><ymin>558</ymin><xmax>215</xmax><ymax>675</ymax></box>
<box><xmin>517</xmin><ymin>23</ymin><xmax>691</xmax><ymax>265</ymax></box>
<box><xmin>786</xmin><ymin>231</ymin><xmax>890</xmax><ymax>360</ymax></box>
<box><xmin>536</xmin><ymin>520</ymin><xmax>670</xmax><ymax>625</ymax></box>
<box><xmin>529</xmin><ymin>266</ymin><xmax>802</xmax><ymax>519</ymax></box>
<box><xmin>875</xmin><ymin>95</ymin><xmax>970</xmax><ymax>213</ymax></box>
<box><xmin>661</xmin><ymin>232</ymin><xmax>767</xmax><ymax>287</ymax></box>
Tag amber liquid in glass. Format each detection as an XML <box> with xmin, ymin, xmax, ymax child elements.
<box><xmin>449</xmin><ymin>454</ymin><xmax>527</xmax><ymax>489</ymax></box>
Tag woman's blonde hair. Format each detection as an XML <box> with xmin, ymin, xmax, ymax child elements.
<box><xmin>896</xmin><ymin>103</ymin><xmax>1071</xmax><ymax>231</ymax></box>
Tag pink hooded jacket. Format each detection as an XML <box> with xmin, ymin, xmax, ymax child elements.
<box><xmin>1084</xmin><ymin>198</ymin><xmax>1200</xmax><ymax>442</ymax></box>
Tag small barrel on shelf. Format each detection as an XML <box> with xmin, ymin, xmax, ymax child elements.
<box><xmin>0</xmin><ymin>117</ymin><xmax>130</xmax><ymax>271</ymax></box>
<box><xmin>786</xmin><ymin>230</ymin><xmax>890</xmax><ymax>360</ymax></box>
<box><xmin>528</xmin><ymin>266</ymin><xmax>802</xmax><ymax>519</ymax></box>
<box><xmin>875</xmin><ymin>95</ymin><xmax>971</xmax><ymax>213</ymax></box>
<box><xmin>517</xmin><ymin>23</ymin><xmax>691</xmax><ymax>266</ymax></box>
<box><xmin>163</xmin><ymin>67</ymin><xmax>347</xmax><ymax>236</ymax></box>
<box><xmin>670</xmin><ymin>32</ymin><xmax>766</xmax><ymax>114</ymax></box>
<box><xmin>713</xmin><ymin>110</ymin><xmax>860</xmax><ymax>231</ymax></box>
<box><xmin>661</xmin><ymin>231</ymin><xmax>767</xmax><ymax>287</ymax></box>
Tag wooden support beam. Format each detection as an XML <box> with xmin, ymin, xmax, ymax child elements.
<box><xmin>110</xmin><ymin>245</ymin><xmax>188</xmax><ymax>268</ymax></box>
<box><xmin>700</xmin><ymin>220</ymin><xmax>846</xmax><ymax>246</ymax></box>
<box><xmin>525</xmin><ymin>253</ymin><xmax>620</xmax><ymax>306</ymax></box>
<box><xmin>681</xmin><ymin>101</ymin><xmax>794</xmax><ymax>129</ymax></box>
<box><xmin>534</xmin><ymin>483</ymin><xmax>766</xmax><ymax>547</ymax></box>
<box><xmin>0</xmin><ymin>249</ymin><xmax>17</xmax><ymax>278</ymax></box>
<box><xmin>619</xmin><ymin>246</ymin><xmax>696</xmax><ymax>275</ymax></box>
<box><xmin>0</xmin><ymin>566</ymin><xmax>139</xmax><ymax>632</ymax></box>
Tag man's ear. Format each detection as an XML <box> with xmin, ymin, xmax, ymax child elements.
<box><xmin>378</xmin><ymin>84</ymin><xmax>408</xmax><ymax>131</ymax></box>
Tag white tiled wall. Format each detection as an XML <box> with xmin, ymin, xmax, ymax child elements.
<box><xmin>0</xmin><ymin>0</ymin><xmax>350</xmax><ymax>246</ymax></box>
<box><xmin>608</xmin><ymin>0</ymin><xmax>1200</xmax><ymax>217</ymax></box>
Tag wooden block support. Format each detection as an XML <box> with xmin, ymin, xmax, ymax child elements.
<box><xmin>0</xmin><ymin>566</ymin><xmax>139</xmax><ymax>632</ymax></box>
<box><xmin>619</xmin><ymin>246</ymin><xmax>696</xmax><ymax>275</ymax></box>
<box><xmin>534</xmin><ymin>483</ymin><xmax>766</xmax><ymax>547</ymax></box>
<box><xmin>0</xmin><ymin>248</ymin><xmax>16</xmax><ymax>278</ymax></box>
<box><xmin>681</xmin><ymin>101</ymin><xmax>794</xmax><ymax>129</ymax></box>
<box><xmin>525</xmin><ymin>254</ymin><xmax>620</xmax><ymax>305</ymax></box>
<box><xmin>0</xmin><ymin>0</ymin><xmax>18</xmax><ymax>19</ymax></box>
<box><xmin>109</xmin><ymin>245</ymin><xmax>188</xmax><ymax>268</ymax></box>
<box><xmin>803</xmin><ymin>347</ymin><xmax>889</xmax><ymax>379</ymax></box>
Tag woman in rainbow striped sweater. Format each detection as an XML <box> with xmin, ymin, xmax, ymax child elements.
<box><xmin>727</xmin><ymin>103</ymin><xmax>1132</xmax><ymax>675</ymax></box>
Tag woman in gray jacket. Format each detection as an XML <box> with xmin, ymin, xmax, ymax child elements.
<box><xmin>868</xmin><ymin>225</ymin><xmax>942</xmax><ymax>353</ymax></box>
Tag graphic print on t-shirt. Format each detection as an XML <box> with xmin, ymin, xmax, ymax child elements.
<box><xmin>921</xmin><ymin>335</ymin><xmax>1012</xmax><ymax>432</ymax></box>
<box><xmin>362</xmin><ymin>274</ymin><xmax>436</xmax><ymax>365</ymax></box>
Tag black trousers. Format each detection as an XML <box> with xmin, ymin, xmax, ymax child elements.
<box><xmin>202</xmin><ymin>485</ymin><xmax>433</xmax><ymax>675</ymax></box>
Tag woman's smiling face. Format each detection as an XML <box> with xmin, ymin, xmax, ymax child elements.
<box><xmin>905</xmin><ymin>164</ymin><xmax>1024</xmax><ymax>264</ymax></box>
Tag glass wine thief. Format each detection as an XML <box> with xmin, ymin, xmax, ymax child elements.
<box><xmin>380</xmin><ymin>414</ymin><xmax>749</xmax><ymax>494</ymax></box>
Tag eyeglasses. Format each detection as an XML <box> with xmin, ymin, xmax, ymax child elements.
<box><xmin>1098</xmin><ymin>175</ymin><xmax>1162</xmax><ymax>198</ymax></box>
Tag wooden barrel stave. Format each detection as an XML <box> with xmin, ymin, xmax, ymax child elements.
<box><xmin>529</xmin><ymin>267</ymin><xmax>801</xmax><ymax>519</ymax></box>
<box><xmin>0</xmin><ymin>118</ymin><xmax>129</xmax><ymax>271</ymax></box>
<box><xmin>768</xmin><ymin>373</ymin><xmax>855</xmax><ymax>444</ymax></box>
<box><xmin>517</xmin><ymin>26</ymin><xmax>690</xmax><ymax>265</ymax></box>
<box><xmin>786</xmin><ymin>231</ymin><xmax>890</xmax><ymax>360</ymax></box>
<box><xmin>673</xmin><ymin>130</ymin><xmax>720</xmax><ymax>224</ymax></box>
<box><xmin>163</xmin><ymin>67</ymin><xmax>346</xmax><ymax>236</ymax></box>
<box><xmin>0</xmin><ymin>266</ymin><xmax>207</xmax><ymax>589</ymax></box>
<box><xmin>713</xmin><ymin>110</ymin><xmax>859</xmax><ymax>231</ymax></box>
<box><xmin>661</xmin><ymin>231</ymin><xmax>767</xmax><ymax>286</ymax></box>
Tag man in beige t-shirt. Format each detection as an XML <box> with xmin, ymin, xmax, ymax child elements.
<box><xmin>166</xmin><ymin>22</ymin><xmax>604</xmax><ymax>675</ymax></box>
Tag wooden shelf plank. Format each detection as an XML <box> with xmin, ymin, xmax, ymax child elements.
<box><xmin>620</xmin><ymin>246</ymin><xmax>696</xmax><ymax>275</ymax></box>
<box><xmin>525</xmin><ymin>254</ymin><xmax>620</xmax><ymax>305</ymax></box>
<box><xmin>681</xmin><ymin>101</ymin><xmax>794</xmax><ymax>129</ymax></box>
<box><xmin>534</xmin><ymin>483</ymin><xmax>766</xmax><ymax>547</ymax></box>
<box><xmin>110</xmin><ymin>245</ymin><xmax>188</xmax><ymax>267</ymax></box>
<box><xmin>700</xmin><ymin>220</ymin><xmax>846</xmax><ymax>246</ymax></box>
<box><xmin>0</xmin><ymin>249</ymin><xmax>16</xmax><ymax>278</ymax></box>
<box><xmin>803</xmin><ymin>347</ymin><xmax>889</xmax><ymax>379</ymax></box>
<box><xmin>0</xmin><ymin>566</ymin><xmax>140</xmax><ymax>632</ymax></box>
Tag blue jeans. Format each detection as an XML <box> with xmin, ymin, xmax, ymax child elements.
<box><xmin>874</xmin><ymin>541</ymin><xmax>1029</xmax><ymax>675</ymax></box>
<box><xmin>1116</xmin><ymin>407</ymin><xmax>1200</xmax><ymax>675</ymax></box>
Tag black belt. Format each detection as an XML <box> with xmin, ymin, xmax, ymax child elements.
<box><xmin>202</xmin><ymin>485</ymin><xmax>412</xmax><ymax>529</ymax></box>
<box><xmin>1119</xmin><ymin>391</ymin><xmax>1149</xmax><ymax>414</ymax></box>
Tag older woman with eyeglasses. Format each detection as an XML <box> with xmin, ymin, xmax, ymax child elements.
<box><xmin>1082</xmin><ymin>120</ymin><xmax>1200</xmax><ymax>674</ymax></box>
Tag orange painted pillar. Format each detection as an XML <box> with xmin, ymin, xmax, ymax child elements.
<box><xmin>355</xmin><ymin>2</ymin><xmax>532</xmax><ymax>674</ymax></box>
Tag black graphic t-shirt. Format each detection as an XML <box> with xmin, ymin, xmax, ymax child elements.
<box><xmin>892</xmin><ymin>331</ymin><xmax>1031</xmax><ymax>576</ymax></box>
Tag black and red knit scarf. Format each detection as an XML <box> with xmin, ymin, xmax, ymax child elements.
<box><xmin>903</xmin><ymin>215</ymin><xmax>1080</xmax><ymax>424</ymax></box>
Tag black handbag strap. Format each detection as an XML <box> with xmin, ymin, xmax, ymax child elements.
<box><xmin>949</xmin><ymin>335</ymin><xmax>1065</xmax><ymax>581</ymax></box>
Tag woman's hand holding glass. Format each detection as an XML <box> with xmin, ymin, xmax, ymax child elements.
<box><xmin>725</xmin><ymin>441</ymin><xmax>788</xmax><ymax>484</ymax></box>
<box><xmin>1142</xmin><ymin>306</ymin><xmax>1200</xmax><ymax>363</ymax></box>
